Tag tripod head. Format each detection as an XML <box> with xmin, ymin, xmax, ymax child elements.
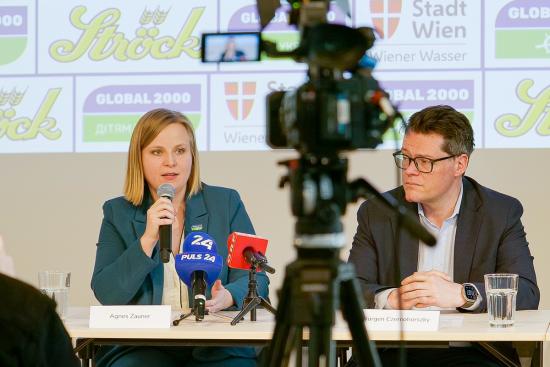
<box><xmin>279</xmin><ymin>154</ymin><xmax>364</xmax><ymax>249</ymax></box>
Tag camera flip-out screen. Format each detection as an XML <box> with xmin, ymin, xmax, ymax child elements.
<box><xmin>201</xmin><ymin>32</ymin><xmax>261</xmax><ymax>63</ymax></box>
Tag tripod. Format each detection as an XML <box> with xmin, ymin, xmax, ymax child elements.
<box><xmin>231</xmin><ymin>264</ymin><xmax>277</xmax><ymax>325</ymax></box>
<box><xmin>259</xmin><ymin>156</ymin><xmax>382</xmax><ymax>367</ymax></box>
<box><xmin>265</xmin><ymin>248</ymin><xmax>381</xmax><ymax>367</ymax></box>
<box><xmin>173</xmin><ymin>299</ymin><xmax>207</xmax><ymax>324</ymax></box>
<box><xmin>173</xmin><ymin>308</ymin><xmax>235</xmax><ymax>325</ymax></box>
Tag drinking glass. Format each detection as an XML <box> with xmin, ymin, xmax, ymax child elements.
<box><xmin>38</xmin><ymin>271</ymin><xmax>70</xmax><ymax>319</ymax></box>
<box><xmin>484</xmin><ymin>273</ymin><xmax>518</xmax><ymax>328</ymax></box>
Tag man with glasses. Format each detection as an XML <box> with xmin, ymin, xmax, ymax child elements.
<box><xmin>348</xmin><ymin>105</ymin><xmax>539</xmax><ymax>366</ymax></box>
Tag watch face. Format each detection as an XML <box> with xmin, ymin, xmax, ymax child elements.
<box><xmin>464</xmin><ymin>285</ymin><xmax>477</xmax><ymax>300</ymax></box>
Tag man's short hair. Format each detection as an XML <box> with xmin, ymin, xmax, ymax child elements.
<box><xmin>405</xmin><ymin>105</ymin><xmax>475</xmax><ymax>156</ymax></box>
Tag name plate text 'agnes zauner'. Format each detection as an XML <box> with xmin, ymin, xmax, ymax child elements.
<box><xmin>89</xmin><ymin>305</ymin><xmax>171</xmax><ymax>328</ymax></box>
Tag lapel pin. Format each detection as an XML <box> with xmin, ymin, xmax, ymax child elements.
<box><xmin>191</xmin><ymin>224</ymin><xmax>203</xmax><ymax>231</ymax></box>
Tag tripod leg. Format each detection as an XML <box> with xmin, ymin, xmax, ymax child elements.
<box><xmin>265</xmin><ymin>320</ymin><xmax>295</xmax><ymax>367</ymax></box>
<box><xmin>172</xmin><ymin>311</ymin><xmax>194</xmax><ymax>326</ymax></box>
<box><xmin>308</xmin><ymin>323</ymin><xmax>336</xmax><ymax>367</ymax></box>
<box><xmin>340</xmin><ymin>277</ymin><xmax>381</xmax><ymax>367</ymax></box>
<box><xmin>259</xmin><ymin>297</ymin><xmax>277</xmax><ymax>314</ymax></box>
<box><xmin>266</xmin><ymin>275</ymin><xmax>296</xmax><ymax>367</ymax></box>
<box><xmin>289</xmin><ymin>325</ymin><xmax>303</xmax><ymax>367</ymax></box>
<box><xmin>230</xmin><ymin>298</ymin><xmax>261</xmax><ymax>325</ymax></box>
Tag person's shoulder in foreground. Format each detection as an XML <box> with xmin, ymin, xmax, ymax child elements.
<box><xmin>0</xmin><ymin>273</ymin><xmax>79</xmax><ymax>367</ymax></box>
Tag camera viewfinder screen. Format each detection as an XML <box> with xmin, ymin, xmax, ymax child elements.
<box><xmin>202</xmin><ymin>32</ymin><xmax>261</xmax><ymax>63</ymax></box>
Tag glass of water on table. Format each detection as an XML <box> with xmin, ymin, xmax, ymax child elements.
<box><xmin>484</xmin><ymin>273</ymin><xmax>518</xmax><ymax>328</ymax></box>
<box><xmin>38</xmin><ymin>271</ymin><xmax>71</xmax><ymax>319</ymax></box>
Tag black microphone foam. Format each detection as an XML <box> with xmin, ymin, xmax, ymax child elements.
<box><xmin>191</xmin><ymin>270</ymin><xmax>207</xmax><ymax>320</ymax></box>
<box><xmin>243</xmin><ymin>248</ymin><xmax>275</xmax><ymax>274</ymax></box>
<box><xmin>157</xmin><ymin>183</ymin><xmax>175</xmax><ymax>263</ymax></box>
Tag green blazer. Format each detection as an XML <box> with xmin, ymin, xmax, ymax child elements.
<box><xmin>91</xmin><ymin>183</ymin><xmax>269</xmax><ymax>308</ymax></box>
<box><xmin>91</xmin><ymin>184</ymin><xmax>269</xmax><ymax>365</ymax></box>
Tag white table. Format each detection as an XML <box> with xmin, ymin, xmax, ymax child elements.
<box><xmin>66</xmin><ymin>307</ymin><xmax>275</xmax><ymax>346</ymax></box>
<box><xmin>66</xmin><ymin>308</ymin><xmax>550</xmax><ymax>367</ymax></box>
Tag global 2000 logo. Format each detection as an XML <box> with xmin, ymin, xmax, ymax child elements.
<box><xmin>82</xmin><ymin>84</ymin><xmax>202</xmax><ymax>142</ymax></box>
<box><xmin>0</xmin><ymin>6</ymin><xmax>28</xmax><ymax>65</ymax></box>
<box><xmin>495</xmin><ymin>0</ymin><xmax>550</xmax><ymax>59</ymax></box>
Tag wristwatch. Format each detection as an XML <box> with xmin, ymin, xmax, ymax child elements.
<box><xmin>461</xmin><ymin>283</ymin><xmax>479</xmax><ymax>308</ymax></box>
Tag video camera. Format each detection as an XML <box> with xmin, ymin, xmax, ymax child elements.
<box><xmin>201</xmin><ymin>4</ymin><xmax>407</xmax><ymax>366</ymax></box>
<box><xmin>202</xmin><ymin>0</ymin><xmax>395</xmax><ymax>155</ymax></box>
<box><xmin>203</xmin><ymin>0</ymin><xmax>400</xmax><ymax>243</ymax></box>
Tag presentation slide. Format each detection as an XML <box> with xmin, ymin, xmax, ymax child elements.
<box><xmin>0</xmin><ymin>0</ymin><xmax>548</xmax><ymax>153</ymax></box>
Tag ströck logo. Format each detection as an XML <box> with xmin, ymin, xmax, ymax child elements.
<box><xmin>224</xmin><ymin>82</ymin><xmax>256</xmax><ymax>120</ymax></box>
<box><xmin>48</xmin><ymin>6</ymin><xmax>204</xmax><ymax>62</ymax></box>
<box><xmin>0</xmin><ymin>87</ymin><xmax>62</xmax><ymax>141</ymax></box>
<box><xmin>495</xmin><ymin>79</ymin><xmax>550</xmax><ymax>137</ymax></box>
<box><xmin>370</xmin><ymin>0</ymin><xmax>402</xmax><ymax>39</ymax></box>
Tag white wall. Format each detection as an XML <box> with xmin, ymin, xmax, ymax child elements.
<box><xmin>0</xmin><ymin>149</ymin><xmax>548</xmax><ymax>310</ymax></box>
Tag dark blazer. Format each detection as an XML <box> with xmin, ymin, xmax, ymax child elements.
<box><xmin>348</xmin><ymin>176</ymin><xmax>539</xmax><ymax>312</ymax></box>
<box><xmin>91</xmin><ymin>183</ymin><xmax>269</xmax><ymax>365</ymax></box>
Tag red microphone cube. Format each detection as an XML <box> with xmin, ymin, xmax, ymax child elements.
<box><xmin>227</xmin><ymin>232</ymin><xmax>268</xmax><ymax>270</ymax></box>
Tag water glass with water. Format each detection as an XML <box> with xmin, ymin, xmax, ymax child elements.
<box><xmin>484</xmin><ymin>273</ymin><xmax>518</xmax><ymax>328</ymax></box>
<box><xmin>38</xmin><ymin>271</ymin><xmax>70</xmax><ymax>319</ymax></box>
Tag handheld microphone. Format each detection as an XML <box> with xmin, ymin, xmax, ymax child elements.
<box><xmin>157</xmin><ymin>183</ymin><xmax>175</xmax><ymax>263</ymax></box>
<box><xmin>175</xmin><ymin>232</ymin><xmax>223</xmax><ymax>320</ymax></box>
<box><xmin>227</xmin><ymin>232</ymin><xmax>274</xmax><ymax>273</ymax></box>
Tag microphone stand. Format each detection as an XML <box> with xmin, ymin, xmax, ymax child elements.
<box><xmin>172</xmin><ymin>308</ymin><xmax>205</xmax><ymax>325</ymax></box>
<box><xmin>173</xmin><ymin>308</ymin><xmax>233</xmax><ymax>325</ymax></box>
<box><xmin>230</xmin><ymin>256</ymin><xmax>277</xmax><ymax>325</ymax></box>
<box><xmin>173</xmin><ymin>271</ymin><xmax>207</xmax><ymax>323</ymax></box>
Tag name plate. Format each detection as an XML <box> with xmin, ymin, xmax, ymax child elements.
<box><xmin>364</xmin><ymin>309</ymin><xmax>439</xmax><ymax>331</ymax></box>
<box><xmin>89</xmin><ymin>305</ymin><xmax>171</xmax><ymax>328</ymax></box>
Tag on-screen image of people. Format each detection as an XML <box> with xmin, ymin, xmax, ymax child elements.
<box><xmin>219</xmin><ymin>37</ymin><xmax>247</xmax><ymax>62</ymax></box>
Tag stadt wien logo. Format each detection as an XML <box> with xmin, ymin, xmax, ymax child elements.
<box><xmin>370</xmin><ymin>0</ymin><xmax>402</xmax><ymax>39</ymax></box>
<box><xmin>224</xmin><ymin>81</ymin><xmax>256</xmax><ymax>120</ymax></box>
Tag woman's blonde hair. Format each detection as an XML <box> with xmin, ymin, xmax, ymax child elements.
<box><xmin>124</xmin><ymin>108</ymin><xmax>201</xmax><ymax>205</ymax></box>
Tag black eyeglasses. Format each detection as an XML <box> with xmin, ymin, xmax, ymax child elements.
<box><xmin>393</xmin><ymin>152</ymin><xmax>455</xmax><ymax>173</ymax></box>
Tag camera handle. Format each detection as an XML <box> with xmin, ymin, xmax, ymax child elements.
<box><xmin>349</xmin><ymin>178</ymin><xmax>436</xmax><ymax>247</ymax></box>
